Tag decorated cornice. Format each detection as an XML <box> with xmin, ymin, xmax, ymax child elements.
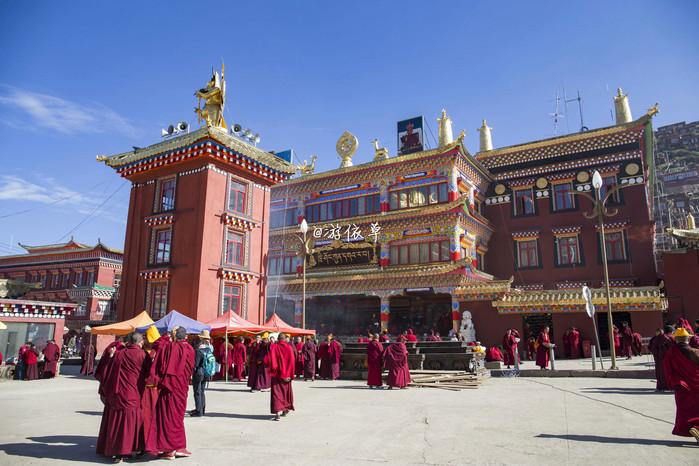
<box><xmin>593</xmin><ymin>220</ymin><xmax>630</xmax><ymax>231</ymax></box>
<box><xmin>144</xmin><ymin>213</ymin><xmax>174</xmax><ymax>227</ymax></box>
<box><xmin>666</xmin><ymin>227</ymin><xmax>699</xmax><ymax>249</ymax></box>
<box><xmin>0</xmin><ymin>298</ymin><xmax>75</xmax><ymax>318</ymax></box>
<box><xmin>67</xmin><ymin>285</ymin><xmax>116</xmax><ymax>300</ymax></box>
<box><xmin>221</xmin><ymin>212</ymin><xmax>257</xmax><ymax>231</ymax></box>
<box><xmin>217</xmin><ymin>268</ymin><xmax>257</xmax><ymax>283</ymax></box>
<box><xmin>0</xmin><ymin>242</ymin><xmax>123</xmax><ymax>266</ymax></box>
<box><xmin>139</xmin><ymin>269</ymin><xmax>171</xmax><ymax>280</ymax></box>
<box><xmin>492</xmin><ymin>286</ymin><xmax>666</xmax><ymax>314</ymax></box>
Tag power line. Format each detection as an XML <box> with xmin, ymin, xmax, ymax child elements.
<box><xmin>55</xmin><ymin>181</ymin><xmax>128</xmax><ymax>242</ymax></box>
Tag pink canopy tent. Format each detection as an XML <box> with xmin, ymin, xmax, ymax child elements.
<box><xmin>264</xmin><ymin>313</ymin><xmax>316</xmax><ymax>336</ymax></box>
<box><xmin>206</xmin><ymin>311</ymin><xmax>273</xmax><ymax>336</ymax></box>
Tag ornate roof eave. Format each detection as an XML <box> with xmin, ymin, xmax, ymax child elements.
<box><xmin>667</xmin><ymin>227</ymin><xmax>699</xmax><ymax>248</ymax></box>
<box><xmin>0</xmin><ymin>242</ymin><xmax>123</xmax><ymax>262</ymax></box>
<box><xmin>492</xmin><ymin>285</ymin><xmax>666</xmax><ymax>309</ymax></box>
<box><xmin>475</xmin><ymin>106</ymin><xmax>658</xmax><ymax>161</ymax></box>
<box><xmin>97</xmin><ymin>126</ymin><xmax>295</xmax><ymax>175</ymax></box>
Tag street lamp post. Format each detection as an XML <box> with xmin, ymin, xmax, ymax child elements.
<box><xmin>299</xmin><ymin>219</ymin><xmax>309</xmax><ymax>329</ymax></box>
<box><xmin>571</xmin><ymin>170</ymin><xmax>621</xmax><ymax>370</ymax></box>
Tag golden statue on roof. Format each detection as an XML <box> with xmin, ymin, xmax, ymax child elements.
<box><xmin>195</xmin><ymin>64</ymin><xmax>227</xmax><ymax>129</ymax></box>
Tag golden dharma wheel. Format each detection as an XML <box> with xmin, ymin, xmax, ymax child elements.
<box><xmin>625</xmin><ymin>163</ymin><xmax>640</xmax><ymax>176</ymax></box>
<box><xmin>535</xmin><ymin>177</ymin><xmax>548</xmax><ymax>189</ymax></box>
<box><xmin>494</xmin><ymin>184</ymin><xmax>506</xmax><ymax>195</ymax></box>
<box><xmin>576</xmin><ymin>171</ymin><xmax>590</xmax><ymax>183</ymax></box>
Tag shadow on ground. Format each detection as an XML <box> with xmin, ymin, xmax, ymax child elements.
<box><xmin>581</xmin><ymin>387</ymin><xmax>671</xmax><ymax>395</ymax></box>
<box><xmin>0</xmin><ymin>435</ymin><xmax>110</xmax><ymax>463</ymax></box>
<box><xmin>199</xmin><ymin>412</ymin><xmax>274</xmax><ymax>421</ymax></box>
<box><xmin>76</xmin><ymin>410</ymin><xmax>103</xmax><ymax>416</ymax></box>
<box><xmin>537</xmin><ymin>433</ymin><xmax>697</xmax><ymax>447</ymax></box>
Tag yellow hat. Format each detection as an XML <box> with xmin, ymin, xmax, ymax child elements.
<box><xmin>674</xmin><ymin>327</ymin><xmax>691</xmax><ymax>338</ymax></box>
<box><xmin>262</xmin><ymin>332</ymin><xmax>269</xmax><ymax>339</ymax></box>
<box><xmin>146</xmin><ymin>325</ymin><xmax>161</xmax><ymax>344</ymax></box>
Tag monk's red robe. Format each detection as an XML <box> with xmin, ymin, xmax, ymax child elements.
<box><xmin>562</xmin><ymin>331</ymin><xmax>571</xmax><ymax>359</ymax></box>
<box><xmin>317</xmin><ymin>342</ymin><xmax>330</xmax><ymax>378</ymax></box>
<box><xmin>23</xmin><ymin>347</ymin><xmax>38</xmax><ymax>380</ymax></box>
<box><xmin>569</xmin><ymin>329</ymin><xmax>581</xmax><ymax>359</ymax></box>
<box><xmin>663</xmin><ymin>343</ymin><xmax>699</xmax><ymax>437</ymax></box>
<box><xmin>216</xmin><ymin>343</ymin><xmax>234</xmax><ymax>380</ymax></box>
<box><xmin>249</xmin><ymin>342</ymin><xmax>271</xmax><ymax>390</ymax></box>
<box><xmin>327</xmin><ymin>340</ymin><xmax>343</xmax><ymax>380</ymax></box>
<box><xmin>621</xmin><ymin>326</ymin><xmax>634</xmax><ymax>357</ymax></box>
<box><xmin>384</xmin><ymin>342</ymin><xmax>410</xmax><ymax>388</ymax></box>
<box><xmin>294</xmin><ymin>342</ymin><xmax>304</xmax><ymax>377</ymax></box>
<box><xmin>141</xmin><ymin>347</ymin><xmax>158</xmax><ymax>453</ymax></box>
<box><xmin>152</xmin><ymin>339</ymin><xmax>194</xmax><ymax>453</ymax></box>
<box><xmin>246</xmin><ymin>342</ymin><xmax>259</xmax><ymax>388</ymax></box>
<box><xmin>269</xmin><ymin>340</ymin><xmax>295</xmax><ymax>413</ymax></box>
<box><xmin>95</xmin><ymin>341</ymin><xmax>125</xmax><ymax>391</ymax></box>
<box><xmin>502</xmin><ymin>333</ymin><xmax>517</xmax><ymax>366</ymax></box>
<box><xmin>232</xmin><ymin>342</ymin><xmax>247</xmax><ymax>380</ymax></box>
<box><xmin>366</xmin><ymin>340</ymin><xmax>384</xmax><ymax>387</ymax></box>
<box><xmin>405</xmin><ymin>329</ymin><xmax>418</xmax><ymax>342</ymax></box>
<box><xmin>536</xmin><ymin>332</ymin><xmax>550</xmax><ymax>369</ymax></box>
<box><xmin>486</xmin><ymin>346</ymin><xmax>504</xmax><ymax>362</ymax></box>
<box><xmin>80</xmin><ymin>336</ymin><xmax>97</xmax><ymax>375</ymax></box>
<box><xmin>379</xmin><ymin>334</ymin><xmax>390</xmax><ymax>343</ymax></box>
<box><xmin>96</xmin><ymin>344</ymin><xmax>146</xmax><ymax>457</ymax></box>
<box><xmin>301</xmin><ymin>341</ymin><xmax>316</xmax><ymax>380</ymax></box>
<box><xmin>649</xmin><ymin>333</ymin><xmax>674</xmax><ymax>390</ymax></box>
<box><xmin>42</xmin><ymin>342</ymin><xmax>60</xmax><ymax>377</ymax></box>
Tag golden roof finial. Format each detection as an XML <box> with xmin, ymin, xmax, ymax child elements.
<box><xmin>194</xmin><ymin>63</ymin><xmax>227</xmax><ymax>129</ymax></box>
<box><xmin>372</xmin><ymin>138</ymin><xmax>389</xmax><ymax>161</ymax></box>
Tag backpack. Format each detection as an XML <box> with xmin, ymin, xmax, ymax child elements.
<box><xmin>201</xmin><ymin>346</ymin><xmax>217</xmax><ymax>378</ymax></box>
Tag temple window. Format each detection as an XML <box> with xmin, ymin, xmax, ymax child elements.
<box><xmin>224</xmin><ymin>230</ymin><xmax>245</xmax><ymax>267</ymax></box>
<box><xmin>476</xmin><ymin>252</ymin><xmax>485</xmax><ymax>270</ymax></box>
<box><xmin>390</xmin><ymin>239</ymin><xmax>450</xmax><ymax>265</ymax></box>
<box><xmin>148</xmin><ymin>281</ymin><xmax>168</xmax><ymax>319</ymax></box>
<box><xmin>268</xmin><ymin>255</ymin><xmax>294</xmax><ymax>275</ymax></box>
<box><xmin>151</xmin><ymin>228</ymin><xmax>172</xmax><ymax>265</ymax></box>
<box><xmin>86</xmin><ymin>270</ymin><xmax>95</xmax><ymax>286</ymax></box>
<box><xmin>515</xmin><ymin>239</ymin><xmax>540</xmax><ymax>268</ymax></box>
<box><xmin>156</xmin><ymin>177</ymin><xmax>177</xmax><ymax>212</ymax></box>
<box><xmin>51</xmin><ymin>273</ymin><xmax>60</xmax><ymax>289</ymax></box>
<box><xmin>74</xmin><ymin>270</ymin><xmax>83</xmax><ymax>287</ymax></box>
<box><xmin>552</xmin><ymin>181</ymin><xmax>575</xmax><ymax>211</ymax></box>
<box><xmin>222</xmin><ymin>283</ymin><xmax>242</xmax><ymax>314</ymax></box>
<box><xmin>228</xmin><ymin>178</ymin><xmax>248</xmax><ymax>215</ymax></box>
<box><xmin>304</xmin><ymin>194</ymin><xmax>380</xmax><ymax>223</ymax></box>
<box><xmin>601</xmin><ymin>230</ymin><xmax>628</xmax><ymax>262</ymax></box>
<box><xmin>61</xmin><ymin>272</ymin><xmax>69</xmax><ymax>288</ymax></box>
<box><xmin>512</xmin><ymin>187</ymin><xmax>536</xmax><ymax>216</ymax></box>
<box><xmin>271</xmin><ymin>207</ymin><xmax>296</xmax><ymax>228</ymax></box>
<box><xmin>389</xmin><ymin>182</ymin><xmax>449</xmax><ymax>211</ymax></box>
<box><xmin>599</xmin><ymin>175</ymin><xmax>621</xmax><ymax>204</ymax></box>
<box><xmin>555</xmin><ymin>235</ymin><xmax>582</xmax><ymax>266</ymax></box>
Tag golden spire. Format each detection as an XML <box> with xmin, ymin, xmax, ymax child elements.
<box><xmin>478</xmin><ymin>119</ymin><xmax>493</xmax><ymax>151</ymax></box>
<box><xmin>438</xmin><ymin>109</ymin><xmax>453</xmax><ymax>147</ymax></box>
<box><xmin>194</xmin><ymin>63</ymin><xmax>227</xmax><ymax>129</ymax></box>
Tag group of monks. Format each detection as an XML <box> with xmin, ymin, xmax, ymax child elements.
<box><xmin>212</xmin><ymin>333</ymin><xmax>344</xmax><ymax>387</ymax></box>
<box><xmin>13</xmin><ymin>340</ymin><xmax>61</xmax><ymax>380</ymax></box>
<box><xmin>366</xmin><ymin>333</ymin><xmax>411</xmax><ymax>389</ymax></box>
<box><xmin>95</xmin><ymin>327</ymin><xmax>194</xmax><ymax>462</ymax></box>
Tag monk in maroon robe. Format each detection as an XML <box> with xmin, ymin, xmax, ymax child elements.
<box><xmin>151</xmin><ymin>328</ymin><xmax>194</xmax><ymax>460</ymax></box>
<box><xmin>294</xmin><ymin>337</ymin><xmax>304</xmax><ymax>378</ymax></box>
<box><xmin>663</xmin><ymin>329</ymin><xmax>699</xmax><ymax>443</ymax></box>
<box><xmin>301</xmin><ymin>336</ymin><xmax>317</xmax><ymax>381</ymax></box>
<box><xmin>502</xmin><ymin>329</ymin><xmax>517</xmax><ymax>368</ymax></box>
<box><xmin>384</xmin><ymin>337</ymin><xmax>410</xmax><ymax>389</ymax></box>
<box><xmin>485</xmin><ymin>345</ymin><xmax>503</xmax><ymax>363</ymax></box>
<box><xmin>23</xmin><ymin>343</ymin><xmax>39</xmax><ymax>380</ymax></box>
<box><xmin>216</xmin><ymin>341</ymin><xmax>234</xmax><ymax>380</ymax></box>
<box><xmin>42</xmin><ymin>339</ymin><xmax>60</xmax><ymax>378</ymax></box>
<box><xmin>379</xmin><ymin>330</ymin><xmax>390</xmax><ymax>343</ymax></box>
<box><xmin>249</xmin><ymin>336</ymin><xmax>271</xmax><ymax>391</ymax></box>
<box><xmin>632</xmin><ymin>332</ymin><xmax>643</xmax><ymax>356</ymax></box>
<box><xmin>569</xmin><ymin>328</ymin><xmax>581</xmax><ymax>359</ymax></box>
<box><xmin>141</xmin><ymin>339</ymin><xmax>160</xmax><ymax>454</ymax></box>
<box><xmin>327</xmin><ymin>335</ymin><xmax>343</xmax><ymax>380</ymax></box>
<box><xmin>536</xmin><ymin>327</ymin><xmax>551</xmax><ymax>370</ymax></box>
<box><xmin>405</xmin><ymin>329</ymin><xmax>418</xmax><ymax>343</ymax></box>
<box><xmin>232</xmin><ymin>337</ymin><xmax>247</xmax><ymax>381</ymax></box>
<box><xmin>96</xmin><ymin>332</ymin><xmax>147</xmax><ymax>461</ymax></box>
<box><xmin>621</xmin><ymin>322</ymin><xmax>634</xmax><ymax>359</ymax></box>
<box><xmin>562</xmin><ymin>329</ymin><xmax>571</xmax><ymax>359</ymax></box>
<box><xmin>270</xmin><ymin>333</ymin><xmax>296</xmax><ymax>420</ymax></box>
<box><xmin>649</xmin><ymin>326</ymin><xmax>674</xmax><ymax>391</ymax></box>
<box><xmin>81</xmin><ymin>334</ymin><xmax>97</xmax><ymax>376</ymax></box>
<box><xmin>246</xmin><ymin>335</ymin><xmax>261</xmax><ymax>389</ymax></box>
<box><xmin>317</xmin><ymin>339</ymin><xmax>330</xmax><ymax>379</ymax></box>
<box><xmin>612</xmin><ymin>325</ymin><xmax>621</xmax><ymax>356</ymax></box>
<box><xmin>366</xmin><ymin>334</ymin><xmax>384</xmax><ymax>388</ymax></box>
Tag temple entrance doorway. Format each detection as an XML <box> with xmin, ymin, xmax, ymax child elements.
<box><xmin>522</xmin><ymin>314</ymin><xmax>554</xmax><ymax>348</ymax></box>
<box><xmin>305</xmin><ymin>295</ymin><xmax>380</xmax><ymax>336</ymax></box>
<box><xmin>596</xmin><ymin>311</ymin><xmax>632</xmax><ymax>351</ymax></box>
<box><xmin>388</xmin><ymin>292</ymin><xmax>452</xmax><ymax>338</ymax></box>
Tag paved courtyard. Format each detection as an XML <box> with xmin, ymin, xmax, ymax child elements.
<box><xmin>0</xmin><ymin>366</ymin><xmax>696</xmax><ymax>465</ymax></box>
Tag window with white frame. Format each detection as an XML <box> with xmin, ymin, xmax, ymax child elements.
<box><xmin>555</xmin><ymin>235</ymin><xmax>582</xmax><ymax>266</ymax></box>
<box><xmin>516</xmin><ymin>239</ymin><xmax>539</xmax><ymax>268</ymax></box>
<box><xmin>222</xmin><ymin>283</ymin><xmax>242</xmax><ymax>314</ymax></box>
<box><xmin>228</xmin><ymin>179</ymin><xmax>248</xmax><ymax>214</ymax></box>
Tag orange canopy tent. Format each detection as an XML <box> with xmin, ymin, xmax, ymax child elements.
<box><xmin>91</xmin><ymin>311</ymin><xmax>155</xmax><ymax>336</ymax></box>
<box><xmin>264</xmin><ymin>313</ymin><xmax>316</xmax><ymax>336</ymax></box>
<box><xmin>206</xmin><ymin>311</ymin><xmax>274</xmax><ymax>336</ymax></box>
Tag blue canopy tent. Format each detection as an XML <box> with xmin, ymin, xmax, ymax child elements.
<box><xmin>136</xmin><ymin>310</ymin><xmax>210</xmax><ymax>335</ymax></box>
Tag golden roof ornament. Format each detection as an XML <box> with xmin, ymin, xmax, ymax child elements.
<box><xmin>613</xmin><ymin>88</ymin><xmax>632</xmax><ymax>124</ymax></box>
<box><xmin>195</xmin><ymin>64</ymin><xmax>227</xmax><ymax>129</ymax></box>
<box><xmin>297</xmin><ymin>155</ymin><xmax>317</xmax><ymax>176</ymax></box>
<box><xmin>372</xmin><ymin>138</ymin><xmax>389</xmax><ymax>161</ymax></box>
<box><xmin>336</xmin><ymin>130</ymin><xmax>358</xmax><ymax>168</ymax></box>
<box><xmin>437</xmin><ymin>109</ymin><xmax>453</xmax><ymax>147</ymax></box>
<box><xmin>478</xmin><ymin>119</ymin><xmax>493</xmax><ymax>151</ymax></box>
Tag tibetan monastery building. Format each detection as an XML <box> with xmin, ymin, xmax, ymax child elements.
<box><xmin>268</xmin><ymin>91</ymin><xmax>667</xmax><ymax>351</ymax></box>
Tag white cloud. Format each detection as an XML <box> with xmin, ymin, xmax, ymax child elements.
<box><xmin>0</xmin><ymin>86</ymin><xmax>138</xmax><ymax>137</ymax></box>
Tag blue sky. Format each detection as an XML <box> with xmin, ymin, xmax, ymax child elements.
<box><xmin>0</xmin><ymin>0</ymin><xmax>697</xmax><ymax>253</ymax></box>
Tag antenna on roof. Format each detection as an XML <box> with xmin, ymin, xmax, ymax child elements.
<box><xmin>549</xmin><ymin>91</ymin><xmax>565</xmax><ymax>135</ymax></box>
<box><xmin>564</xmin><ymin>89</ymin><xmax>587</xmax><ymax>132</ymax></box>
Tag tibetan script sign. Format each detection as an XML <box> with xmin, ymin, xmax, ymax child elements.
<box><xmin>309</xmin><ymin>240</ymin><xmax>378</xmax><ymax>268</ymax></box>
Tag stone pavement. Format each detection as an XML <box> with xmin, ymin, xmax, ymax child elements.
<box><xmin>492</xmin><ymin>354</ymin><xmax>657</xmax><ymax>378</ymax></box>
<box><xmin>0</xmin><ymin>365</ymin><xmax>696</xmax><ymax>465</ymax></box>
